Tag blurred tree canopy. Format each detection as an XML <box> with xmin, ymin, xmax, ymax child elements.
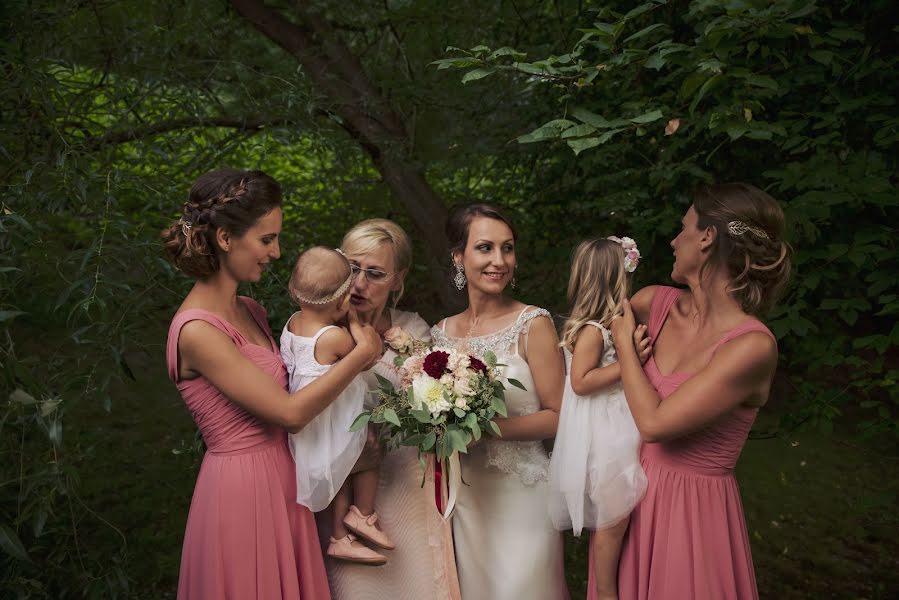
<box><xmin>1</xmin><ymin>0</ymin><xmax>896</xmax><ymax>596</ymax></box>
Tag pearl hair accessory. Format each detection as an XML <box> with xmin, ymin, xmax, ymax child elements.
<box><xmin>294</xmin><ymin>270</ymin><xmax>355</xmax><ymax>305</ymax></box>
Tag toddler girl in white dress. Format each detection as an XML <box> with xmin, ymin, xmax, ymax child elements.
<box><xmin>280</xmin><ymin>246</ymin><xmax>394</xmax><ymax>565</ymax></box>
<box><xmin>548</xmin><ymin>236</ymin><xmax>650</xmax><ymax>600</ymax></box>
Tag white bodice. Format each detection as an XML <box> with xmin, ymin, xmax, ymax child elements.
<box><xmin>431</xmin><ymin>307</ymin><xmax>553</xmax><ymax>485</ymax></box>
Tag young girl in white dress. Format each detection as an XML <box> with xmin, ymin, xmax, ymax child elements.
<box><xmin>548</xmin><ymin>237</ymin><xmax>650</xmax><ymax>600</ymax></box>
<box><xmin>280</xmin><ymin>246</ymin><xmax>395</xmax><ymax>566</ymax></box>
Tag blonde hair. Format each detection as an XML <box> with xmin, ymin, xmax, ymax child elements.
<box><xmin>287</xmin><ymin>246</ymin><xmax>352</xmax><ymax>306</ymax></box>
<box><xmin>693</xmin><ymin>183</ymin><xmax>792</xmax><ymax>315</ymax></box>
<box><xmin>560</xmin><ymin>239</ymin><xmax>630</xmax><ymax>351</ymax></box>
<box><xmin>339</xmin><ymin>219</ymin><xmax>412</xmax><ymax>306</ymax></box>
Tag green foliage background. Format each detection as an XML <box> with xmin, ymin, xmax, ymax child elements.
<box><xmin>1</xmin><ymin>0</ymin><xmax>896</xmax><ymax>597</ymax></box>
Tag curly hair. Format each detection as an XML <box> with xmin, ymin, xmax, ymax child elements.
<box><xmin>693</xmin><ymin>183</ymin><xmax>792</xmax><ymax>316</ymax></box>
<box><xmin>160</xmin><ymin>169</ymin><xmax>282</xmax><ymax>279</ymax></box>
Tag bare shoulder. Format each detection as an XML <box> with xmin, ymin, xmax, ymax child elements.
<box><xmin>317</xmin><ymin>326</ymin><xmax>354</xmax><ymax>353</ymax></box>
<box><xmin>630</xmin><ymin>285</ymin><xmax>660</xmax><ymax>323</ymax></box>
<box><xmin>710</xmin><ymin>330</ymin><xmax>778</xmax><ymax>379</ymax></box>
<box><xmin>178</xmin><ymin>319</ymin><xmax>233</xmax><ymax>354</ymax></box>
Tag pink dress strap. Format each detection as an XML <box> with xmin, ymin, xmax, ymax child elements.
<box><xmin>646</xmin><ymin>286</ymin><xmax>683</xmax><ymax>340</ymax></box>
<box><xmin>710</xmin><ymin>319</ymin><xmax>777</xmax><ymax>357</ymax></box>
<box><xmin>166</xmin><ymin>296</ymin><xmax>274</xmax><ymax>382</ymax></box>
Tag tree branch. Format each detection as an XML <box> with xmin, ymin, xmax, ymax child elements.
<box><xmin>79</xmin><ymin>116</ymin><xmax>296</xmax><ymax>149</ymax></box>
<box><xmin>230</xmin><ymin>0</ymin><xmax>454</xmax><ymax>309</ymax></box>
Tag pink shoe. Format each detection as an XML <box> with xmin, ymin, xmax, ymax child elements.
<box><xmin>326</xmin><ymin>534</ymin><xmax>387</xmax><ymax>566</ymax></box>
<box><xmin>342</xmin><ymin>505</ymin><xmax>395</xmax><ymax>550</ymax></box>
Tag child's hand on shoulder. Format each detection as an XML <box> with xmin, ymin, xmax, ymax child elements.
<box><xmin>633</xmin><ymin>324</ymin><xmax>652</xmax><ymax>364</ymax></box>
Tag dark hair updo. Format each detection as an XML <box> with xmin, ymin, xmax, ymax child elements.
<box><xmin>693</xmin><ymin>183</ymin><xmax>792</xmax><ymax>315</ymax></box>
<box><xmin>445</xmin><ymin>203</ymin><xmax>517</xmax><ymax>256</ymax></box>
<box><xmin>161</xmin><ymin>168</ymin><xmax>282</xmax><ymax>278</ymax></box>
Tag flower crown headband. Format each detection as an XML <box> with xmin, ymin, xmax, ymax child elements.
<box><xmin>607</xmin><ymin>236</ymin><xmax>641</xmax><ymax>273</ymax></box>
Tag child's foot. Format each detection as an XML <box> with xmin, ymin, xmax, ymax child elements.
<box><xmin>342</xmin><ymin>505</ymin><xmax>396</xmax><ymax>550</ymax></box>
<box><xmin>326</xmin><ymin>534</ymin><xmax>387</xmax><ymax>566</ymax></box>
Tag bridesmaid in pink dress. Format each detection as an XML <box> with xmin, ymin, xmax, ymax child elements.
<box><xmin>162</xmin><ymin>169</ymin><xmax>381</xmax><ymax>599</ymax></box>
<box><xmin>588</xmin><ymin>183</ymin><xmax>792</xmax><ymax>600</ymax></box>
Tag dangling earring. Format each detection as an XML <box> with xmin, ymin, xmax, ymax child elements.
<box><xmin>511</xmin><ymin>266</ymin><xmax>517</xmax><ymax>289</ymax></box>
<box><xmin>454</xmin><ymin>263</ymin><xmax>467</xmax><ymax>290</ymax></box>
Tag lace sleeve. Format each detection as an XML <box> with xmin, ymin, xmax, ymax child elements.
<box><xmin>585</xmin><ymin>321</ymin><xmax>618</xmax><ymax>367</ymax></box>
<box><xmin>516</xmin><ymin>307</ymin><xmax>552</xmax><ymax>358</ymax></box>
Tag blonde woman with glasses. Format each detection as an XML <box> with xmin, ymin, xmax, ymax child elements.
<box><xmin>317</xmin><ymin>219</ymin><xmax>462</xmax><ymax>600</ymax></box>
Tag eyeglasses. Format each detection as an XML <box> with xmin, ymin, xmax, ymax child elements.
<box><xmin>349</xmin><ymin>263</ymin><xmax>394</xmax><ymax>284</ymax></box>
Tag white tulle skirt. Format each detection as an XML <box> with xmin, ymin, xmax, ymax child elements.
<box><xmin>547</xmin><ymin>373</ymin><xmax>647</xmax><ymax>536</ymax></box>
<box><xmin>288</xmin><ymin>374</ymin><xmax>368</xmax><ymax>512</ymax></box>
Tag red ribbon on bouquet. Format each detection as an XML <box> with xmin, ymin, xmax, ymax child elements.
<box><xmin>434</xmin><ymin>457</ymin><xmax>443</xmax><ymax>513</ymax></box>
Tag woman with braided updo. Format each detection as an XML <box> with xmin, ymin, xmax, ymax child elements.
<box><xmin>586</xmin><ymin>183</ymin><xmax>791</xmax><ymax>600</ymax></box>
<box><xmin>162</xmin><ymin>168</ymin><xmax>381</xmax><ymax>600</ymax></box>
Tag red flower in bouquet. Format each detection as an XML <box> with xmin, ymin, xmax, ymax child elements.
<box><xmin>423</xmin><ymin>350</ymin><xmax>450</xmax><ymax>379</ymax></box>
<box><xmin>468</xmin><ymin>356</ymin><xmax>487</xmax><ymax>374</ymax></box>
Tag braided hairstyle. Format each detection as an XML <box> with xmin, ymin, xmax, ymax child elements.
<box><xmin>161</xmin><ymin>169</ymin><xmax>282</xmax><ymax>278</ymax></box>
<box><xmin>693</xmin><ymin>183</ymin><xmax>792</xmax><ymax>316</ymax></box>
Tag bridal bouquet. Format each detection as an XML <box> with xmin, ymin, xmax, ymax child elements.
<box><xmin>350</xmin><ymin>328</ymin><xmax>523</xmax><ymax>464</ymax></box>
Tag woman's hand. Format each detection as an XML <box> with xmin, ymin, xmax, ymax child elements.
<box><xmin>348</xmin><ymin>308</ymin><xmax>383</xmax><ymax>369</ymax></box>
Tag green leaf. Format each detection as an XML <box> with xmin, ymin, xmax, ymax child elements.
<box><xmin>809</xmin><ymin>50</ymin><xmax>833</xmax><ymax>66</ymax></box>
<box><xmin>0</xmin><ymin>310</ymin><xmax>26</xmax><ymax>322</ymax></box>
<box><xmin>422</xmin><ymin>430</ymin><xmax>437</xmax><ymax>451</ymax></box>
<box><xmin>488</xmin><ymin>47</ymin><xmax>527</xmax><ymax>61</ymax></box>
<box><xmin>491</xmin><ymin>396</ymin><xmax>508</xmax><ymax>417</ymax></box>
<box><xmin>747</xmin><ymin>75</ymin><xmax>779</xmax><ymax>91</ymax></box>
<box><xmin>567</xmin><ymin>137</ymin><xmax>603</xmax><ymax>155</ymax></box>
<box><xmin>507</xmin><ymin>378</ymin><xmax>527</xmax><ymax>391</ymax></box>
<box><xmin>560</xmin><ymin>123</ymin><xmax>598</xmax><ymax>139</ymax></box>
<box><xmin>644</xmin><ymin>53</ymin><xmax>666</xmax><ymax>70</ymax></box>
<box><xmin>689</xmin><ymin>75</ymin><xmax>721</xmax><ymax>115</ymax></box>
<box><xmin>624</xmin><ymin>23</ymin><xmax>666</xmax><ymax>44</ymax></box>
<box><xmin>487</xmin><ymin>420</ymin><xmax>502</xmax><ymax>437</ymax></box>
<box><xmin>569</xmin><ymin>107</ymin><xmax>611</xmax><ymax>128</ymax></box>
<box><xmin>630</xmin><ymin>109</ymin><xmax>663</xmax><ymax>124</ymax></box>
<box><xmin>461</xmin><ymin>67</ymin><xmax>496</xmax><ymax>84</ymax></box>
<box><xmin>0</xmin><ymin>525</ymin><xmax>30</xmax><ymax>563</ymax></box>
<box><xmin>411</xmin><ymin>408</ymin><xmax>433</xmax><ymax>423</ymax></box>
<box><xmin>453</xmin><ymin>407</ymin><xmax>466</xmax><ymax>418</ymax></box>
<box><xmin>375</xmin><ymin>373</ymin><xmax>396</xmax><ymax>393</ymax></box>
<box><xmin>403</xmin><ymin>433</ymin><xmax>425</xmax><ymax>447</ymax></box>
<box><xmin>383</xmin><ymin>408</ymin><xmax>401</xmax><ymax>427</ymax></box>
<box><xmin>349</xmin><ymin>412</ymin><xmax>371</xmax><ymax>432</ymax></box>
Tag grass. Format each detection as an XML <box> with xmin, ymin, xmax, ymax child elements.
<box><xmin>70</xmin><ymin>342</ymin><xmax>899</xmax><ymax>599</ymax></box>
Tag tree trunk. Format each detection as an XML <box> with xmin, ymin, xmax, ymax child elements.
<box><xmin>231</xmin><ymin>0</ymin><xmax>453</xmax><ymax>310</ymax></box>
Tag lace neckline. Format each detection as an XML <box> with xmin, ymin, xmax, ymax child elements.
<box><xmin>432</xmin><ymin>307</ymin><xmax>550</xmax><ymax>358</ymax></box>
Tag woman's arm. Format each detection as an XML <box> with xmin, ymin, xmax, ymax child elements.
<box><xmin>492</xmin><ymin>314</ymin><xmax>564</xmax><ymax>441</ymax></box>
<box><xmin>179</xmin><ymin>311</ymin><xmax>381</xmax><ymax>433</ymax></box>
<box><xmin>611</xmin><ymin>300</ymin><xmax>777</xmax><ymax>442</ymax></box>
<box><xmin>630</xmin><ymin>285</ymin><xmax>659</xmax><ymax>326</ymax></box>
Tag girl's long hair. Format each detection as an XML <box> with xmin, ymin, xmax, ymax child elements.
<box><xmin>560</xmin><ymin>238</ymin><xmax>630</xmax><ymax>351</ymax></box>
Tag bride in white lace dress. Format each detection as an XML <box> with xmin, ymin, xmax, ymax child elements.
<box><xmin>432</xmin><ymin>204</ymin><xmax>568</xmax><ymax>600</ymax></box>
